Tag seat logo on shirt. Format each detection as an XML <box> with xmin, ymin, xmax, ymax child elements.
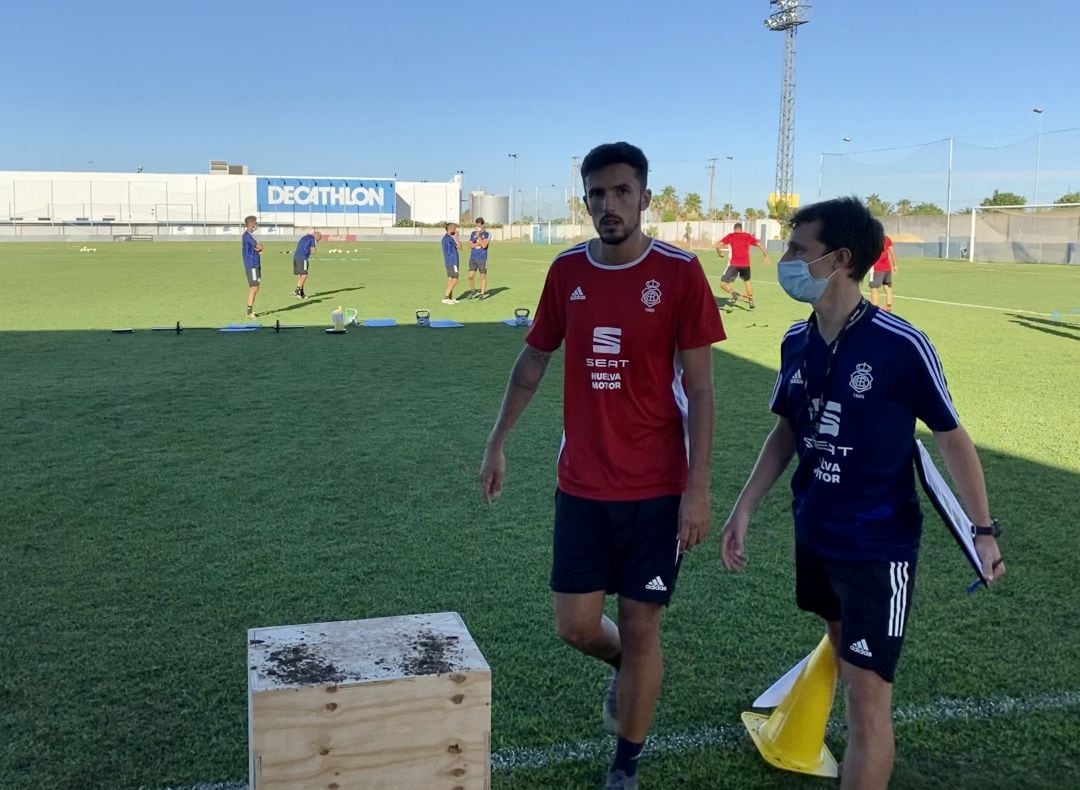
<box><xmin>850</xmin><ymin>362</ymin><xmax>874</xmax><ymax>396</ymax></box>
<box><xmin>592</xmin><ymin>326</ymin><xmax>622</xmax><ymax>354</ymax></box>
<box><xmin>811</xmin><ymin>398</ymin><xmax>842</xmax><ymax>437</ymax></box>
<box><xmin>641</xmin><ymin>279</ymin><xmax>662</xmax><ymax>311</ymax></box>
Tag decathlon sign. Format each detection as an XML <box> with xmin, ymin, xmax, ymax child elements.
<box><xmin>256</xmin><ymin>177</ymin><xmax>395</xmax><ymax>214</ymax></box>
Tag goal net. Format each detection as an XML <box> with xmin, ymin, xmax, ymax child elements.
<box><xmin>968</xmin><ymin>204</ymin><xmax>1080</xmax><ymax>264</ymax></box>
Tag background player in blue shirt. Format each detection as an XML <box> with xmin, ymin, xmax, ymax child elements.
<box><xmin>242</xmin><ymin>215</ymin><xmax>263</xmax><ymax>319</ymax></box>
<box><xmin>292</xmin><ymin>229</ymin><xmax>322</xmax><ymax>300</ymax></box>
<box><xmin>466</xmin><ymin>217</ymin><xmax>491</xmax><ymax>299</ymax></box>
<box><xmin>720</xmin><ymin>197</ymin><xmax>1005</xmax><ymax>790</ymax></box>
<box><xmin>441</xmin><ymin>222</ymin><xmax>461</xmax><ymax>305</ymax></box>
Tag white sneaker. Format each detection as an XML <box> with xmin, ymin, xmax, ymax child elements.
<box><xmin>441</xmin><ymin>298</ymin><xmax>457</xmax><ymax>305</ymax></box>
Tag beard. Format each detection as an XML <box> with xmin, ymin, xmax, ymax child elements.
<box><xmin>596</xmin><ymin>215</ymin><xmax>638</xmax><ymax>246</ymax></box>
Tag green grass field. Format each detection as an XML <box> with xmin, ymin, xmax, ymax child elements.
<box><xmin>2</xmin><ymin>241</ymin><xmax>1079</xmax><ymax>789</ymax></box>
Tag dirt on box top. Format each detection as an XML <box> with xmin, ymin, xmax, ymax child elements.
<box><xmin>400</xmin><ymin>630</ymin><xmax>461</xmax><ymax>676</ymax></box>
<box><xmin>264</xmin><ymin>643</ymin><xmax>346</xmax><ymax>685</ymax></box>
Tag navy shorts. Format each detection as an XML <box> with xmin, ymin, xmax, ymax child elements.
<box><xmin>796</xmin><ymin>542</ymin><xmax>917</xmax><ymax>683</ymax></box>
<box><xmin>870</xmin><ymin>270</ymin><xmax>893</xmax><ymax>288</ymax></box>
<box><xmin>245</xmin><ymin>266</ymin><xmax>261</xmax><ymax>287</ymax></box>
<box><xmin>468</xmin><ymin>256</ymin><xmax>488</xmax><ymax>274</ymax></box>
<box><xmin>551</xmin><ymin>489</ymin><xmax>683</xmax><ymax>605</ymax></box>
<box><xmin>444</xmin><ymin>263</ymin><xmax>459</xmax><ymax>278</ymax></box>
<box><xmin>293</xmin><ymin>256</ymin><xmax>309</xmax><ymax>276</ymax></box>
<box><xmin>721</xmin><ymin>264</ymin><xmax>751</xmax><ymax>283</ymax></box>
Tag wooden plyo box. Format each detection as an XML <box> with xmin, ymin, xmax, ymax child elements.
<box><xmin>248</xmin><ymin>612</ymin><xmax>491</xmax><ymax>789</ymax></box>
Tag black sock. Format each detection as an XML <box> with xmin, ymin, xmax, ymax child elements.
<box><xmin>604</xmin><ymin>652</ymin><xmax>622</xmax><ymax>672</ymax></box>
<box><xmin>613</xmin><ymin>737</ymin><xmax>644</xmax><ymax>777</ymax></box>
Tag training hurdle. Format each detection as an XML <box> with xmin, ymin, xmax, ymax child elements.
<box><xmin>247</xmin><ymin>612</ymin><xmax>491</xmax><ymax>789</ymax></box>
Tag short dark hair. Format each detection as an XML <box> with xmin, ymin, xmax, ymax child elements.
<box><xmin>244</xmin><ymin>215</ymin><xmax>257</xmax><ymax>225</ymax></box>
<box><xmin>790</xmin><ymin>197</ymin><xmax>884</xmax><ymax>280</ymax></box>
<box><xmin>581</xmin><ymin>142</ymin><xmax>648</xmax><ymax>190</ymax></box>
<box><xmin>734</xmin><ymin>222</ymin><xmax>743</xmax><ymax>231</ymax></box>
<box><xmin>476</xmin><ymin>217</ymin><xmax>485</xmax><ymax>225</ymax></box>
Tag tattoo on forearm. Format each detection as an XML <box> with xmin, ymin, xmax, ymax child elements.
<box><xmin>510</xmin><ymin>348</ymin><xmax>550</xmax><ymax>392</ymax></box>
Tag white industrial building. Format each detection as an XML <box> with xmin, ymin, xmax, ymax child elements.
<box><xmin>0</xmin><ymin>169</ymin><xmax>462</xmax><ymax>237</ymax></box>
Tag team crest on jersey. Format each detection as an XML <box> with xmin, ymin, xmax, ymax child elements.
<box><xmin>849</xmin><ymin>362</ymin><xmax>873</xmax><ymax>396</ymax></box>
<box><xmin>641</xmin><ymin>279</ymin><xmax>662</xmax><ymax>311</ymax></box>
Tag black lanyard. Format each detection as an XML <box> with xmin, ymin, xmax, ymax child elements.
<box><xmin>802</xmin><ymin>299</ymin><xmax>869</xmax><ymax>433</ymax></box>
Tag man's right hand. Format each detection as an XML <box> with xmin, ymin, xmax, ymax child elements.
<box><xmin>720</xmin><ymin>511</ymin><xmax>750</xmax><ymax>571</ymax></box>
<box><xmin>480</xmin><ymin>442</ymin><xmax>506</xmax><ymax>503</ymax></box>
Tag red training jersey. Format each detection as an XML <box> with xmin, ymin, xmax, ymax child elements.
<box><xmin>525</xmin><ymin>239</ymin><xmax>726</xmax><ymax>501</ymax></box>
<box><xmin>720</xmin><ymin>231</ymin><xmax>758</xmax><ymax>266</ymax></box>
<box><xmin>873</xmin><ymin>236</ymin><xmax>894</xmax><ymax>272</ymax></box>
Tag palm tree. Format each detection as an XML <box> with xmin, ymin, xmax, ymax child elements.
<box><xmin>865</xmin><ymin>194</ymin><xmax>895</xmax><ymax>218</ymax></box>
<box><xmin>657</xmin><ymin>185</ymin><xmax>679</xmax><ymax>222</ymax></box>
<box><xmin>682</xmin><ymin>192</ymin><xmax>703</xmax><ymax>219</ymax></box>
<box><xmin>896</xmin><ymin>198</ymin><xmax>912</xmax><ymax>216</ymax></box>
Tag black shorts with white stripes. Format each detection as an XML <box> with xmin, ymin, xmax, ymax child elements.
<box><xmin>795</xmin><ymin>542</ymin><xmax>917</xmax><ymax>683</ymax></box>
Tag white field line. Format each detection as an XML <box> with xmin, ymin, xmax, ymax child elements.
<box><xmin>151</xmin><ymin>689</ymin><xmax>1080</xmax><ymax>787</ymax></box>
<box><xmin>708</xmin><ymin>276</ymin><xmax>1052</xmax><ymax>316</ymax></box>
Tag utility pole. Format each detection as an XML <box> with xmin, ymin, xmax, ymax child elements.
<box><xmin>706</xmin><ymin>158</ymin><xmax>718</xmax><ymax>220</ymax></box>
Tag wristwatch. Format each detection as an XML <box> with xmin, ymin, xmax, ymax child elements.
<box><xmin>971</xmin><ymin>519</ymin><xmax>1002</xmax><ymax>538</ymax></box>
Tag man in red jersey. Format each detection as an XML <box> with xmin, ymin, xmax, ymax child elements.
<box><xmin>715</xmin><ymin>222</ymin><xmax>770</xmax><ymax>308</ymax></box>
<box><xmin>480</xmin><ymin>142</ymin><xmax>726</xmax><ymax>790</ymax></box>
<box><xmin>868</xmin><ymin>234</ymin><xmax>897</xmax><ymax>312</ymax></box>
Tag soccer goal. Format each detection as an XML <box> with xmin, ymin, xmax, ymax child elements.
<box><xmin>967</xmin><ymin>204</ymin><xmax>1080</xmax><ymax>264</ymax></box>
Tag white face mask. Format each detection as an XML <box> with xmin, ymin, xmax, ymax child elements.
<box><xmin>777</xmin><ymin>251</ymin><xmax>837</xmax><ymax>303</ymax></box>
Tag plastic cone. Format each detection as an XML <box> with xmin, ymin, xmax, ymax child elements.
<box><xmin>741</xmin><ymin>633</ymin><xmax>839</xmax><ymax>778</ymax></box>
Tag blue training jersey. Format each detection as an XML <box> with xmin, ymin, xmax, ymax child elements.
<box><xmin>242</xmin><ymin>231</ymin><xmax>261</xmax><ymax>268</ymax></box>
<box><xmin>770</xmin><ymin>303</ymin><xmax>959</xmax><ymax>563</ymax></box>
<box><xmin>294</xmin><ymin>234</ymin><xmax>316</xmax><ymax>260</ymax></box>
<box><xmin>469</xmin><ymin>230</ymin><xmax>490</xmax><ymax>261</ymax></box>
<box><xmin>441</xmin><ymin>233</ymin><xmax>459</xmax><ymax>266</ymax></box>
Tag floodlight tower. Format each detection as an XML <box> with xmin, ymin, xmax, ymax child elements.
<box><xmin>765</xmin><ymin>0</ymin><xmax>810</xmax><ymax>207</ymax></box>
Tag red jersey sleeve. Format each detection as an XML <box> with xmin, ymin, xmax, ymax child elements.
<box><xmin>720</xmin><ymin>233</ymin><xmax>734</xmax><ymax>245</ymax></box>
<box><xmin>676</xmin><ymin>257</ymin><xmax>727</xmax><ymax>350</ymax></box>
<box><xmin>525</xmin><ymin>262</ymin><xmax>566</xmax><ymax>352</ymax></box>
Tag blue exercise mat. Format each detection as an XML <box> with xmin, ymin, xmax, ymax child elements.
<box><xmin>502</xmin><ymin>318</ymin><xmax>533</xmax><ymax>327</ymax></box>
<box><xmin>363</xmin><ymin>318</ymin><xmax>398</xmax><ymax>327</ymax></box>
<box><xmin>429</xmin><ymin>319</ymin><xmax>463</xmax><ymax>328</ymax></box>
<box><xmin>219</xmin><ymin>322</ymin><xmax>262</xmax><ymax>332</ymax></box>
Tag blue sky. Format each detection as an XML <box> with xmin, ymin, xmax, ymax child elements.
<box><xmin>3</xmin><ymin>0</ymin><xmax>1079</xmax><ymax>215</ymax></box>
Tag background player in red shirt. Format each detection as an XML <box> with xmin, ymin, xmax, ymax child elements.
<box><xmin>868</xmin><ymin>234</ymin><xmax>897</xmax><ymax>312</ymax></box>
<box><xmin>480</xmin><ymin>142</ymin><xmax>725</xmax><ymax>790</ymax></box>
<box><xmin>715</xmin><ymin>222</ymin><xmax>770</xmax><ymax>308</ymax></box>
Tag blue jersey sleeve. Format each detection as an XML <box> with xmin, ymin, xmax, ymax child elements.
<box><xmin>906</xmin><ymin>329</ymin><xmax>959</xmax><ymax>432</ymax></box>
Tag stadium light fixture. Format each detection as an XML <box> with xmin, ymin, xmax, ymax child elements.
<box><xmin>766</xmin><ymin>0</ymin><xmax>810</xmax><ymax>208</ymax></box>
<box><xmin>1033</xmin><ymin>107</ymin><xmax>1044</xmax><ymax>207</ymax></box>
<box><xmin>508</xmin><ymin>154</ymin><xmax>519</xmax><ymax>228</ymax></box>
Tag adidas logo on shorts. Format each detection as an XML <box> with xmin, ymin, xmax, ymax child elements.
<box><xmin>645</xmin><ymin>576</ymin><xmax>668</xmax><ymax>592</ymax></box>
<box><xmin>849</xmin><ymin>638</ymin><xmax>873</xmax><ymax>658</ymax></box>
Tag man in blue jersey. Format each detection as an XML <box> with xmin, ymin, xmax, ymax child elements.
<box><xmin>441</xmin><ymin>222</ymin><xmax>461</xmax><ymax>305</ymax></box>
<box><xmin>242</xmin><ymin>215</ymin><xmax>264</xmax><ymax>319</ymax></box>
<box><xmin>466</xmin><ymin>217</ymin><xmax>491</xmax><ymax>299</ymax></box>
<box><xmin>292</xmin><ymin>229</ymin><xmax>322</xmax><ymax>299</ymax></box>
<box><xmin>720</xmin><ymin>197</ymin><xmax>1005</xmax><ymax>790</ymax></box>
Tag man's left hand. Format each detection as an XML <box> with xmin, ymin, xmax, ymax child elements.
<box><xmin>975</xmin><ymin>535</ymin><xmax>1006</xmax><ymax>584</ymax></box>
<box><xmin>678</xmin><ymin>487</ymin><xmax>711</xmax><ymax>552</ymax></box>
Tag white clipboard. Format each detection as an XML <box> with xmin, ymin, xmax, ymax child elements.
<box><xmin>913</xmin><ymin>439</ymin><xmax>989</xmax><ymax>592</ymax></box>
